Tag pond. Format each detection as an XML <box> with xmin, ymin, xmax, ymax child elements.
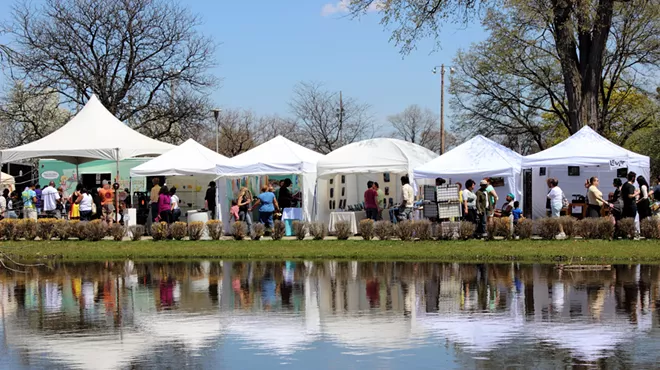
<box><xmin>0</xmin><ymin>260</ymin><xmax>659</xmax><ymax>369</ymax></box>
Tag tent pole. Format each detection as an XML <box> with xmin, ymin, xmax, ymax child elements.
<box><xmin>75</xmin><ymin>163</ymin><xmax>80</xmax><ymax>185</ymax></box>
<box><xmin>116</xmin><ymin>149</ymin><xmax>120</xmax><ymax>223</ymax></box>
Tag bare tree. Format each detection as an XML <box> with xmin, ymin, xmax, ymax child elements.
<box><xmin>6</xmin><ymin>0</ymin><xmax>217</xmax><ymax>141</ymax></box>
<box><xmin>289</xmin><ymin>81</ymin><xmax>373</xmax><ymax>154</ymax></box>
<box><xmin>0</xmin><ymin>82</ymin><xmax>71</xmax><ymax>148</ymax></box>
<box><xmin>388</xmin><ymin>104</ymin><xmax>444</xmax><ymax>153</ymax></box>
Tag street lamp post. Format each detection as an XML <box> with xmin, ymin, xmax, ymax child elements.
<box><xmin>212</xmin><ymin>108</ymin><xmax>222</xmax><ymax>153</ymax></box>
<box><xmin>432</xmin><ymin>65</ymin><xmax>454</xmax><ymax>155</ymax></box>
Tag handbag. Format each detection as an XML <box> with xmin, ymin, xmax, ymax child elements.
<box><xmin>91</xmin><ymin>202</ymin><xmax>97</xmax><ymax>215</ymax></box>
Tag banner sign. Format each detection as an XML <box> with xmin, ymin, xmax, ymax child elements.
<box><xmin>609</xmin><ymin>159</ymin><xmax>627</xmax><ymax>170</ymax></box>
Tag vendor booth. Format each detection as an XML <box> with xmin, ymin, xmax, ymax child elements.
<box><xmin>413</xmin><ymin>135</ymin><xmax>523</xmax><ymax>208</ymax></box>
<box><xmin>215</xmin><ymin>135</ymin><xmax>324</xmax><ymax>234</ymax></box>
<box><xmin>131</xmin><ymin>139</ymin><xmax>231</xmax><ymax>224</ymax></box>
<box><xmin>316</xmin><ymin>138</ymin><xmax>438</xmax><ymax>234</ymax></box>
<box><xmin>0</xmin><ymin>95</ymin><xmax>175</xmax><ymax>220</ymax></box>
<box><xmin>522</xmin><ymin>126</ymin><xmax>651</xmax><ymax>219</ymax></box>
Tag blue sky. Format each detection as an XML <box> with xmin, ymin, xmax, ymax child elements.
<box><xmin>0</xmin><ymin>0</ymin><xmax>487</xmax><ymax>134</ymax></box>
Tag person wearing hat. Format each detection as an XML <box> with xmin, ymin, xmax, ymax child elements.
<box><xmin>475</xmin><ymin>180</ymin><xmax>489</xmax><ymax>237</ymax></box>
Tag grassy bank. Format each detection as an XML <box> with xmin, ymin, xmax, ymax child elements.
<box><xmin>2</xmin><ymin>239</ymin><xmax>660</xmax><ymax>263</ymax></box>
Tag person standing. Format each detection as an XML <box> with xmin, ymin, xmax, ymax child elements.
<box><xmin>621</xmin><ymin>172</ymin><xmax>639</xmax><ymax>220</ymax></box>
<box><xmin>586</xmin><ymin>177</ymin><xmax>611</xmax><ymax>218</ymax></box>
<box><xmin>278</xmin><ymin>179</ymin><xmax>293</xmax><ymax>209</ymax></box>
<box><xmin>42</xmin><ymin>181</ymin><xmax>61</xmax><ymax>218</ymax></box>
<box><xmin>205</xmin><ymin>181</ymin><xmax>217</xmax><ymax>220</ymax></box>
<box><xmin>364</xmin><ymin>181</ymin><xmax>378</xmax><ymax>221</ymax></box>
<box><xmin>69</xmin><ymin>184</ymin><xmax>82</xmax><ymax>220</ymax></box>
<box><xmin>546</xmin><ymin>178</ymin><xmax>565</xmax><ymax>238</ymax></box>
<box><xmin>157</xmin><ymin>186</ymin><xmax>172</xmax><ymax>224</ymax></box>
<box><xmin>250</xmin><ymin>185</ymin><xmax>279</xmax><ymax>230</ymax></box>
<box><xmin>462</xmin><ymin>179</ymin><xmax>477</xmax><ymax>224</ymax></box>
<box><xmin>374</xmin><ymin>182</ymin><xmax>385</xmax><ymax>220</ymax></box>
<box><xmin>611</xmin><ymin>178</ymin><xmax>624</xmax><ymax>222</ymax></box>
<box><xmin>399</xmin><ymin>176</ymin><xmax>414</xmax><ymax>221</ymax></box>
<box><xmin>21</xmin><ymin>184</ymin><xmax>37</xmax><ymax>220</ymax></box>
<box><xmin>484</xmin><ymin>178</ymin><xmax>499</xmax><ymax>225</ymax></box>
<box><xmin>34</xmin><ymin>184</ymin><xmax>42</xmax><ymax>215</ymax></box>
<box><xmin>77</xmin><ymin>188</ymin><xmax>93</xmax><ymax>221</ymax></box>
<box><xmin>99</xmin><ymin>180</ymin><xmax>115</xmax><ymax>225</ymax></box>
<box><xmin>150</xmin><ymin>178</ymin><xmax>161</xmax><ymax>222</ymax></box>
<box><xmin>636</xmin><ymin>175</ymin><xmax>651</xmax><ymax>221</ymax></box>
<box><xmin>170</xmin><ymin>187</ymin><xmax>181</xmax><ymax>222</ymax></box>
<box><xmin>237</xmin><ymin>187</ymin><xmax>253</xmax><ymax>234</ymax></box>
<box><xmin>475</xmin><ymin>180</ymin><xmax>489</xmax><ymax>237</ymax></box>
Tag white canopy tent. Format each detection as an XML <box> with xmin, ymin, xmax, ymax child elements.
<box><xmin>522</xmin><ymin>126</ymin><xmax>651</xmax><ymax>218</ymax></box>
<box><xmin>414</xmin><ymin>135</ymin><xmax>523</xmax><ymax>204</ymax></box>
<box><xmin>0</xmin><ymin>95</ymin><xmax>174</xmax><ymax>196</ymax></box>
<box><xmin>315</xmin><ymin>138</ymin><xmax>438</xmax><ymax>223</ymax></box>
<box><xmin>215</xmin><ymin>135</ymin><xmax>324</xmax><ymax>225</ymax></box>
<box><xmin>130</xmin><ymin>139</ymin><xmax>231</xmax><ymax>213</ymax></box>
<box><xmin>0</xmin><ymin>171</ymin><xmax>14</xmax><ymax>192</ymax></box>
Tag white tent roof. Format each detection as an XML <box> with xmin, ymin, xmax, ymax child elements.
<box><xmin>215</xmin><ymin>135</ymin><xmax>324</xmax><ymax>176</ymax></box>
<box><xmin>0</xmin><ymin>95</ymin><xmax>175</xmax><ymax>164</ymax></box>
<box><xmin>0</xmin><ymin>171</ymin><xmax>14</xmax><ymax>189</ymax></box>
<box><xmin>130</xmin><ymin>139</ymin><xmax>229</xmax><ymax>177</ymax></box>
<box><xmin>316</xmin><ymin>138</ymin><xmax>438</xmax><ymax>179</ymax></box>
<box><xmin>522</xmin><ymin>126</ymin><xmax>650</xmax><ymax>168</ymax></box>
<box><xmin>414</xmin><ymin>135</ymin><xmax>523</xmax><ymax>179</ymax></box>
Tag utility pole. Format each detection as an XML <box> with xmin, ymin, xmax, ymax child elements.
<box><xmin>337</xmin><ymin>91</ymin><xmax>345</xmax><ymax>147</ymax></box>
<box><xmin>440</xmin><ymin>65</ymin><xmax>445</xmax><ymax>155</ymax></box>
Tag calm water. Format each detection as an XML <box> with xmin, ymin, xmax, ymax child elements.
<box><xmin>1</xmin><ymin>261</ymin><xmax>660</xmax><ymax>369</ymax></box>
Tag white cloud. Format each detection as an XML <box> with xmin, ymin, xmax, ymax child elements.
<box><xmin>321</xmin><ymin>0</ymin><xmax>383</xmax><ymax>17</ymax></box>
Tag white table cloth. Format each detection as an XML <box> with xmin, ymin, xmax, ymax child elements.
<box><xmin>328</xmin><ymin>211</ymin><xmax>366</xmax><ymax>235</ymax></box>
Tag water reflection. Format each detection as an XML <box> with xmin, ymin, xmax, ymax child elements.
<box><xmin>1</xmin><ymin>261</ymin><xmax>659</xmax><ymax>369</ymax></box>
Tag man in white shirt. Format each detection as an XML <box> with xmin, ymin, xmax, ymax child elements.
<box><xmin>399</xmin><ymin>175</ymin><xmax>414</xmax><ymax>221</ymax></box>
<box><xmin>42</xmin><ymin>181</ymin><xmax>61</xmax><ymax>218</ymax></box>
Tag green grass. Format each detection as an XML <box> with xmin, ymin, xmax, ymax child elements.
<box><xmin>2</xmin><ymin>239</ymin><xmax>660</xmax><ymax>263</ymax></box>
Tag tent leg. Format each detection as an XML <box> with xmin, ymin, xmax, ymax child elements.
<box><xmin>75</xmin><ymin>163</ymin><xmax>80</xmax><ymax>185</ymax></box>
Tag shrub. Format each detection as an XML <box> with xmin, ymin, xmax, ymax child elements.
<box><xmin>413</xmin><ymin>219</ymin><xmax>433</xmax><ymax>241</ymax></box>
<box><xmin>640</xmin><ymin>218</ymin><xmax>660</xmax><ymax>239</ymax></box>
<box><xmin>251</xmin><ymin>223</ymin><xmax>265</xmax><ymax>240</ymax></box>
<box><xmin>576</xmin><ymin>218</ymin><xmax>598</xmax><ymax>240</ymax></box>
<box><xmin>597</xmin><ymin>218</ymin><xmax>615</xmax><ymax>240</ymax></box>
<box><xmin>559</xmin><ymin>216</ymin><xmax>577</xmax><ymax>239</ymax></box>
<box><xmin>18</xmin><ymin>219</ymin><xmax>38</xmax><ymax>240</ymax></box>
<box><xmin>459</xmin><ymin>221</ymin><xmax>476</xmax><ymax>240</ymax></box>
<box><xmin>84</xmin><ymin>220</ymin><xmax>107</xmax><ymax>241</ymax></box>
<box><xmin>308</xmin><ymin>222</ymin><xmax>327</xmax><ymax>240</ymax></box>
<box><xmin>374</xmin><ymin>221</ymin><xmax>393</xmax><ymax>240</ymax></box>
<box><xmin>616</xmin><ymin>218</ymin><xmax>637</xmax><ymax>239</ymax></box>
<box><xmin>52</xmin><ymin>219</ymin><xmax>70</xmax><ymax>240</ymax></box>
<box><xmin>272</xmin><ymin>220</ymin><xmax>286</xmax><ymax>240</ymax></box>
<box><xmin>129</xmin><ymin>225</ymin><xmax>144</xmax><ymax>241</ymax></box>
<box><xmin>535</xmin><ymin>218</ymin><xmax>561</xmax><ymax>240</ymax></box>
<box><xmin>170</xmin><ymin>222</ymin><xmax>188</xmax><ymax>240</ymax></box>
<box><xmin>232</xmin><ymin>221</ymin><xmax>247</xmax><ymax>240</ymax></box>
<box><xmin>0</xmin><ymin>219</ymin><xmax>19</xmax><ymax>241</ymax></box>
<box><xmin>359</xmin><ymin>219</ymin><xmax>375</xmax><ymax>240</ymax></box>
<box><xmin>70</xmin><ymin>221</ymin><xmax>87</xmax><ymax>240</ymax></box>
<box><xmin>334</xmin><ymin>220</ymin><xmax>352</xmax><ymax>240</ymax></box>
<box><xmin>394</xmin><ymin>220</ymin><xmax>414</xmax><ymax>241</ymax></box>
<box><xmin>207</xmin><ymin>220</ymin><xmax>223</xmax><ymax>240</ymax></box>
<box><xmin>188</xmin><ymin>221</ymin><xmax>205</xmax><ymax>241</ymax></box>
<box><xmin>109</xmin><ymin>223</ymin><xmax>126</xmax><ymax>241</ymax></box>
<box><xmin>151</xmin><ymin>222</ymin><xmax>169</xmax><ymax>241</ymax></box>
<box><xmin>492</xmin><ymin>218</ymin><xmax>512</xmax><ymax>240</ymax></box>
<box><xmin>439</xmin><ymin>222</ymin><xmax>460</xmax><ymax>240</ymax></box>
<box><xmin>516</xmin><ymin>219</ymin><xmax>534</xmax><ymax>240</ymax></box>
<box><xmin>292</xmin><ymin>221</ymin><xmax>306</xmax><ymax>240</ymax></box>
<box><xmin>37</xmin><ymin>219</ymin><xmax>57</xmax><ymax>241</ymax></box>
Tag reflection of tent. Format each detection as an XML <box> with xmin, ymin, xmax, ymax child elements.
<box><xmin>323</xmin><ymin>315</ymin><xmax>419</xmax><ymax>354</ymax></box>
<box><xmin>315</xmin><ymin>138</ymin><xmax>437</xmax><ymax>222</ymax></box>
<box><xmin>522</xmin><ymin>126</ymin><xmax>651</xmax><ymax>218</ymax></box>
<box><xmin>0</xmin><ymin>171</ymin><xmax>14</xmax><ymax>191</ymax></box>
<box><xmin>136</xmin><ymin>313</ymin><xmax>222</xmax><ymax>351</ymax></box>
<box><xmin>215</xmin><ymin>135</ymin><xmax>324</xmax><ymax>223</ymax></box>
<box><xmin>0</xmin><ymin>95</ymin><xmax>174</xmax><ymax>164</ymax></box>
<box><xmin>414</xmin><ymin>135</ymin><xmax>523</xmax><ymax>202</ymax></box>
<box><xmin>130</xmin><ymin>139</ymin><xmax>229</xmax><ymax>177</ymax></box>
<box><xmin>223</xmin><ymin>314</ymin><xmax>320</xmax><ymax>355</ymax></box>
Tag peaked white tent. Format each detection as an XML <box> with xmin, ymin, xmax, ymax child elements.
<box><xmin>414</xmin><ymin>135</ymin><xmax>523</xmax><ymax>203</ymax></box>
<box><xmin>0</xmin><ymin>95</ymin><xmax>175</xmax><ymax>164</ymax></box>
<box><xmin>215</xmin><ymin>135</ymin><xmax>324</xmax><ymax>225</ymax></box>
<box><xmin>522</xmin><ymin>126</ymin><xmax>650</xmax><ymax>218</ymax></box>
<box><xmin>130</xmin><ymin>139</ymin><xmax>229</xmax><ymax>177</ymax></box>
<box><xmin>316</xmin><ymin>138</ymin><xmax>438</xmax><ymax>223</ymax></box>
<box><xmin>0</xmin><ymin>171</ymin><xmax>14</xmax><ymax>191</ymax></box>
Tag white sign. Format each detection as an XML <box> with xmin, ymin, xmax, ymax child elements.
<box><xmin>41</xmin><ymin>170</ymin><xmax>59</xmax><ymax>180</ymax></box>
<box><xmin>609</xmin><ymin>159</ymin><xmax>627</xmax><ymax>170</ymax></box>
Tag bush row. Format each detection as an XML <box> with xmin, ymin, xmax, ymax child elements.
<box><xmin>1</xmin><ymin>217</ymin><xmax>658</xmax><ymax>241</ymax></box>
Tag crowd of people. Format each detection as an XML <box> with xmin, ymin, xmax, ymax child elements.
<box><xmin>0</xmin><ymin>180</ymin><xmax>132</xmax><ymax>225</ymax></box>
<box><xmin>362</xmin><ymin>176</ymin><xmax>414</xmax><ymax>222</ymax></box>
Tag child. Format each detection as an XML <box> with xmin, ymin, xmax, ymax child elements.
<box><xmin>512</xmin><ymin>201</ymin><xmax>523</xmax><ymax>225</ymax></box>
<box><xmin>230</xmin><ymin>200</ymin><xmax>240</xmax><ymax>223</ymax></box>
